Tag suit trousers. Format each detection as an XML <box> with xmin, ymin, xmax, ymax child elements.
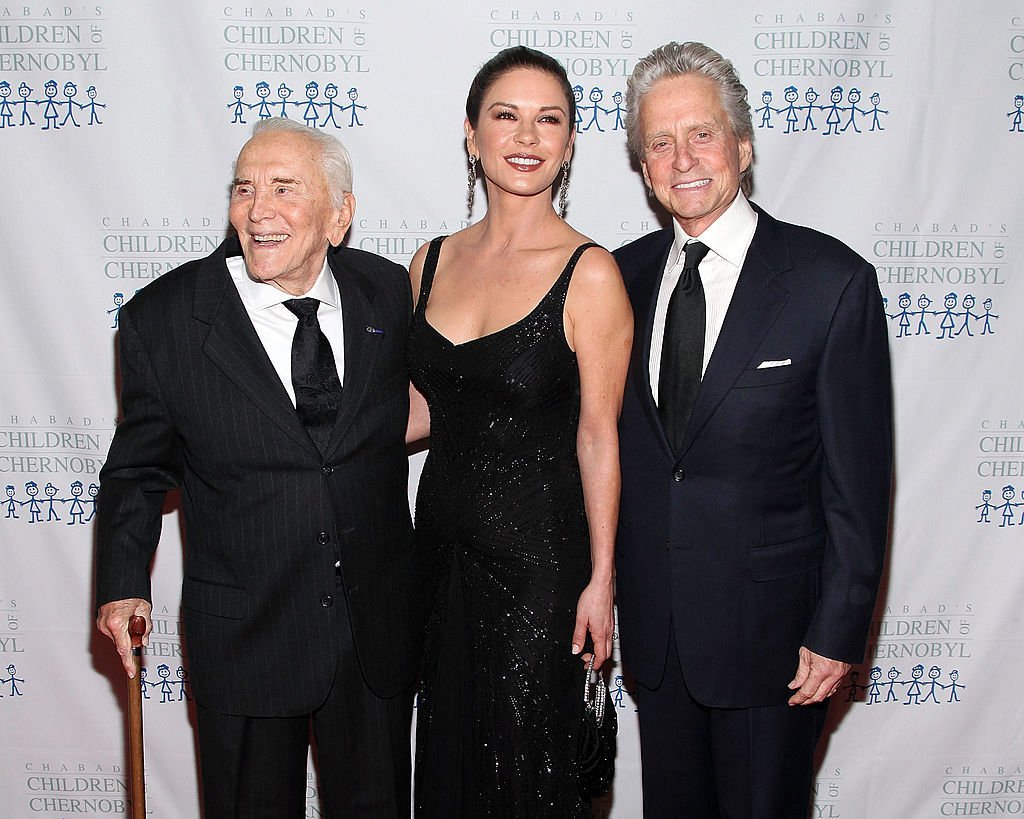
<box><xmin>636</xmin><ymin>623</ymin><xmax>828</xmax><ymax>819</ymax></box>
<box><xmin>194</xmin><ymin>596</ymin><xmax>412</xmax><ymax>819</ymax></box>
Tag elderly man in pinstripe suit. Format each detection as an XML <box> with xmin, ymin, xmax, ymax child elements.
<box><xmin>95</xmin><ymin>118</ymin><xmax>429</xmax><ymax>818</ymax></box>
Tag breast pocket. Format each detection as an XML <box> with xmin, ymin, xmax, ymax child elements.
<box><xmin>732</xmin><ymin>358</ymin><xmax>804</xmax><ymax>389</ymax></box>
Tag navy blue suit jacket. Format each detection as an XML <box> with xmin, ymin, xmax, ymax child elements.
<box><xmin>95</xmin><ymin>238</ymin><xmax>430</xmax><ymax>717</ymax></box>
<box><xmin>613</xmin><ymin>203</ymin><xmax>892</xmax><ymax>708</ymax></box>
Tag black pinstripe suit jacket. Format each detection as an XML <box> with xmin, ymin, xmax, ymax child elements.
<box><xmin>95</xmin><ymin>237</ymin><xmax>429</xmax><ymax>717</ymax></box>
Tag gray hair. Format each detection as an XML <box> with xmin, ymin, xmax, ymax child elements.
<box><xmin>237</xmin><ymin>117</ymin><xmax>353</xmax><ymax>207</ymax></box>
<box><xmin>625</xmin><ymin>42</ymin><xmax>754</xmax><ymax>195</ymax></box>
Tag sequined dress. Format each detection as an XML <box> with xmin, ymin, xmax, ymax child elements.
<box><xmin>408</xmin><ymin>237</ymin><xmax>596</xmax><ymax>817</ymax></box>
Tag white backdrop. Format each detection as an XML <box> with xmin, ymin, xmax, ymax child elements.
<box><xmin>1</xmin><ymin>1</ymin><xmax>1022</xmax><ymax>816</ymax></box>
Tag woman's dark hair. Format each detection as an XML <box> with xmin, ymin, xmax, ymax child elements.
<box><xmin>465</xmin><ymin>46</ymin><xmax>576</xmax><ymax>127</ymax></box>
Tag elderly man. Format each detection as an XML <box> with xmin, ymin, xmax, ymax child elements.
<box><xmin>95</xmin><ymin>118</ymin><xmax>427</xmax><ymax>817</ymax></box>
<box><xmin>613</xmin><ymin>43</ymin><xmax>892</xmax><ymax>816</ymax></box>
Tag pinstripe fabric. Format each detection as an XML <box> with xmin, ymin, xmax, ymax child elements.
<box><xmin>96</xmin><ymin>237</ymin><xmax>431</xmax><ymax>718</ymax></box>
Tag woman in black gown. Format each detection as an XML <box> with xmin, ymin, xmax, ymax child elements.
<box><xmin>406</xmin><ymin>47</ymin><xmax>633</xmax><ymax>816</ymax></box>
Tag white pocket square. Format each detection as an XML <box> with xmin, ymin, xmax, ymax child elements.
<box><xmin>757</xmin><ymin>359</ymin><xmax>791</xmax><ymax>369</ymax></box>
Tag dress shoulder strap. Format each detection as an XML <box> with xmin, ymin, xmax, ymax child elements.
<box><xmin>552</xmin><ymin>242</ymin><xmax>600</xmax><ymax>308</ymax></box>
<box><xmin>415</xmin><ymin>236</ymin><xmax>447</xmax><ymax>314</ymax></box>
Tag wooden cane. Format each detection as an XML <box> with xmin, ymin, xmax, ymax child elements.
<box><xmin>127</xmin><ymin>615</ymin><xmax>147</xmax><ymax>819</ymax></box>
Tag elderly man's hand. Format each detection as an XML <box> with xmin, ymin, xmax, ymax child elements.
<box><xmin>787</xmin><ymin>646</ymin><xmax>850</xmax><ymax>706</ymax></box>
<box><xmin>97</xmin><ymin>598</ymin><xmax>152</xmax><ymax>678</ymax></box>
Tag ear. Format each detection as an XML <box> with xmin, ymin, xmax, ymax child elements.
<box><xmin>327</xmin><ymin>192</ymin><xmax>355</xmax><ymax>246</ymax></box>
<box><xmin>738</xmin><ymin>137</ymin><xmax>753</xmax><ymax>174</ymax></box>
<box><xmin>562</xmin><ymin>129</ymin><xmax>575</xmax><ymax>165</ymax></box>
<box><xmin>640</xmin><ymin>159</ymin><xmax>652</xmax><ymax>192</ymax></box>
<box><xmin>464</xmin><ymin>118</ymin><xmax>478</xmax><ymax>160</ymax></box>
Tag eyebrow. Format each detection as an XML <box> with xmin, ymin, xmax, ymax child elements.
<box><xmin>487</xmin><ymin>101</ymin><xmax>568</xmax><ymax>114</ymax></box>
<box><xmin>231</xmin><ymin>176</ymin><xmax>303</xmax><ymax>187</ymax></box>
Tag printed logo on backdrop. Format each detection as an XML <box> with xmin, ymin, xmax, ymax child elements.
<box><xmin>1007</xmin><ymin>16</ymin><xmax>1024</xmax><ymax>130</ymax></box>
<box><xmin>221</xmin><ymin>5</ymin><xmax>369</xmax><ymax>127</ymax></box>
<box><xmin>353</xmin><ymin>217</ymin><xmax>469</xmax><ymax>264</ymax></box>
<box><xmin>99</xmin><ymin>215</ymin><xmax>227</xmax><ymax>294</ymax></box>
<box><xmin>811</xmin><ymin>770</ymin><xmax>843</xmax><ymax>819</ymax></box>
<box><xmin>0</xmin><ymin>5</ymin><xmax>108</xmax><ymax>130</ymax></box>
<box><xmin>137</xmin><ymin>604</ymin><xmax>191</xmax><ymax>707</ymax></box>
<box><xmin>870</xmin><ymin>220</ymin><xmax>1011</xmax><ymax>343</ymax></box>
<box><xmin>1</xmin><ymin>598</ymin><xmax>26</xmax><ymax>702</ymax></box>
<box><xmin>22</xmin><ymin>760</ymin><xmax>130</xmax><ymax>815</ymax></box>
<box><xmin>486</xmin><ymin>8</ymin><xmax>637</xmax><ymax>137</ymax></box>
<box><xmin>974</xmin><ymin>417</ymin><xmax>1024</xmax><ymax>528</ymax></box>
<box><xmin>850</xmin><ymin>601</ymin><xmax>973</xmax><ymax>707</ymax></box>
<box><xmin>1</xmin><ymin>414</ymin><xmax>112</xmax><ymax>526</ymax></box>
<box><xmin>750</xmin><ymin>11</ymin><xmax>894</xmax><ymax>139</ymax></box>
<box><xmin>940</xmin><ymin>762</ymin><xmax>1024</xmax><ymax>816</ymax></box>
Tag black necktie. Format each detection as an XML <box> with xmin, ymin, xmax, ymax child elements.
<box><xmin>659</xmin><ymin>240</ymin><xmax>710</xmax><ymax>453</ymax></box>
<box><xmin>283</xmin><ymin>298</ymin><xmax>342</xmax><ymax>454</ymax></box>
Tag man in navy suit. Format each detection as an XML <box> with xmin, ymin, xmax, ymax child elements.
<box><xmin>613</xmin><ymin>43</ymin><xmax>892</xmax><ymax>817</ymax></box>
<box><xmin>95</xmin><ymin>118</ymin><xmax>428</xmax><ymax>817</ymax></box>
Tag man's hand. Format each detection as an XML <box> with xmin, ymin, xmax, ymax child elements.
<box><xmin>96</xmin><ymin>598</ymin><xmax>152</xmax><ymax>678</ymax></box>
<box><xmin>787</xmin><ymin>645</ymin><xmax>850</xmax><ymax>706</ymax></box>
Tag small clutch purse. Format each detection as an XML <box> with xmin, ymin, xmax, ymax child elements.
<box><xmin>577</xmin><ymin>655</ymin><xmax>617</xmax><ymax>799</ymax></box>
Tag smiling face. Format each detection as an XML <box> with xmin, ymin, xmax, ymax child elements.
<box><xmin>465</xmin><ymin>67</ymin><xmax>573</xmax><ymax>205</ymax></box>
<box><xmin>229</xmin><ymin>131</ymin><xmax>353</xmax><ymax>295</ymax></box>
<box><xmin>638</xmin><ymin>74</ymin><xmax>752</xmax><ymax>237</ymax></box>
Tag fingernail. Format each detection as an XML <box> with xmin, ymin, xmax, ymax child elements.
<box><xmin>571</xmin><ymin>643</ymin><xmax>581</xmax><ymax>654</ymax></box>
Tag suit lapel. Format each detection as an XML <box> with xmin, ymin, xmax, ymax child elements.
<box><xmin>627</xmin><ymin>231</ymin><xmax>675</xmax><ymax>457</ymax></box>
<box><xmin>677</xmin><ymin>207</ymin><xmax>791</xmax><ymax>456</ymax></box>
<box><xmin>323</xmin><ymin>248</ymin><xmax>382</xmax><ymax>456</ymax></box>
<box><xmin>194</xmin><ymin>239</ymin><xmax>316</xmax><ymax>453</ymax></box>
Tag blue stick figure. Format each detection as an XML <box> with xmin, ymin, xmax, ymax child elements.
<box><xmin>84</xmin><ymin>483</ymin><xmax>99</xmax><ymax>522</ymax></box>
<box><xmin>1008</xmin><ymin>95</ymin><xmax>1024</xmax><ymax>132</ymax></box>
<box><xmin>865</xmin><ymin>666</ymin><xmax>883</xmax><ymax>704</ymax></box>
<box><xmin>945</xmin><ymin>669</ymin><xmax>964</xmax><ymax>702</ymax></box>
<box><xmin>609</xmin><ymin>91</ymin><xmax>626</xmax><ymax>131</ymax></box>
<box><xmin>83</xmin><ymin>86</ymin><xmax>106</xmax><ymax>125</ymax></box>
<box><xmin>843</xmin><ymin>669</ymin><xmax>862</xmax><ymax>702</ymax></box>
<box><xmin>955</xmin><ymin>294</ymin><xmax>978</xmax><ymax>337</ymax></box>
<box><xmin>801</xmin><ymin>87</ymin><xmax>820</xmax><ymax>131</ymax></box>
<box><xmin>841</xmin><ymin>88</ymin><xmax>864</xmax><ymax>133</ymax></box>
<box><xmin>107</xmin><ymin>292</ymin><xmax>125</xmax><ymax>329</ymax></box>
<box><xmin>139</xmin><ymin>667</ymin><xmax>151</xmax><ymax>699</ymax></box>
<box><xmin>893</xmin><ymin>293</ymin><xmax>912</xmax><ymax>337</ymax></box>
<box><xmin>300</xmin><ymin>81</ymin><xmax>322</xmax><ymax>128</ymax></box>
<box><xmin>176</xmin><ymin>667</ymin><xmax>191</xmax><ymax>701</ymax></box>
<box><xmin>60</xmin><ymin>81</ymin><xmax>82</xmax><ymax>128</ymax></box>
<box><xmin>3</xmin><ymin>664</ymin><xmax>24</xmax><ymax>696</ymax></box>
<box><xmin>823</xmin><ymin>86</ymin><xmax>843</xmax><ymax>136</ymax></box>
<box><xmin>227</xmin><ymin>85</ymin><xmax>247</xmax><ymax>124</ymax></box>
<box><xmin>780</xmin><ymin>86</ymin><xmax>800</xmax><ymax>133</ymax></box>
<box><xmin>884</xmin><ymin>666</ymin><xmax>901</xmax><ymax>702</ymax></box>
<box><xmin>276</xmin><ymin>83</ymin><xmax>293</xmax><ymax>118</ymax></box>
<box><xmin>66</xmin><ymin>480</ymin><xmax>86</xmax><ymax>525</ymax></box>
<box><xmin>344</xmin><ymin>87</ymin><xmax>367</xmax><ymax>127</ymax></box>
<box><xmin>921</xmin><ymin>666</ymin><xmax>943</xmax><ymax>704</ymax></box>
<box><xmin>582</xmin><ymin>87</ymin><xmax>608</xmax><ymax>132</ymax></box>
<box><xmin>903</xmin><ymin>664</ymin><xmax>925</xmax><ymax>705</ymax></box>
<box><xmin>44</xmin><ymin>482</ymin><xmax>61</xmax><ymax>521</ymax></box>
<box><xmin>572</xmin><ymin>85</ymin><xmax>584</xmax><ymax>133</ymax></box>
<box><xmin>996</xmin><ymin>485</ymin><xmax>1018</xmax><ymax>527</ymax></box>
<box><xmin>937</xmin><ymin>292</ymin><xmax>958</xmax><ymax>339</ymax></box>
<box><xmin>16</xmin><ymin>82</ymin><xmax>35</xmax><ymax>126</ymax></box>
<box><xmin>3</xmin><ymin>485</ymin><xmax>19</xmax><ymax>519</ymax></box>
<box><xmin>0</xmin><ymin>82</ymin><xmax>13</xmax><ymax>128</ymax></box>
<box><xmin>867</xmin><ymin>92</ymin><xmax>888</xmax><ymax>131</ymax></box>
<box><xmin>980</xmin><ymin>298</ymin><xmax>998</xmax><ymax>335</ymax></box>
<box><xmin>40</xmin><ymin>79</ymin><xmax>61</xmax><ymax>131</ymax></box>
<box><xmin>156</xmin><ymin>663</ymin><xmax>175</xmax><ymax>703</ymax></box>
<box><xmin>913</xmin><ymin>294</ymin><xmax>933</xmax><ymax>335</ymax></box>
<box><xmin>24</xmin><ymin>481</ymin><xmax>42</xmax><ymax>523</ymax></box>
<box><xmin>251</xmin><ymin>81</ymin><xmax>273</xmax><ymax>119</ymax></box>
<box><xmin>755</xmin><ymin>90</ymin><xmax>776</xmax><ymax>129</ymax></box>
<box><xmin>975</xmin><ymin>489</ymin><xmax>994</xmax><ymax>523</ymax></box>
<box><xmin>320</xmin><ymin>83</ymin><xmax>343</xmax><ymax>128</ymax></box>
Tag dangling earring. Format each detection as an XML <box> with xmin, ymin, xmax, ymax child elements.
<box><xmin>557</xmin><ymin>160</ymin><xmax>570</xmax><ymax>219</ymax></box>
<box><xmin>467</xmin><ymin>155</ymin><xmax>478</xmax><ymax>216</ymax></box>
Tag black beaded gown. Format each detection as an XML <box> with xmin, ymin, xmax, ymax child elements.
<box><xmin>408</xmin><ymin>237</ymin><xmax>597</xmax><ymax>817</ymax></box>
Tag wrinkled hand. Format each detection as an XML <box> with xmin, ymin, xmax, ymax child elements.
<box><xmin>787</xmin><ymin>646</ymin><xmax>850</xmax><ymax>706</ymax></box>
<box><xmin>572</xmin><ymin>578</ymin><xmax>614</xmax><ymax>668</ymax></box>
<box><xmin>96</xmin><ymin>598</ymin><xmax>152</xmax><ymax>678</ymax></box>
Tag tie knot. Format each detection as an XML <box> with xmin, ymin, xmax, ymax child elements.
<box><xmin>284</xmin><ymin>297</ymin><xmax>320</xmax><ymax>324</ymax></box>
<box><xmin>683</xmin><ymin>240</ymin><xmax>710</xmax><ymax>272</ymax></box>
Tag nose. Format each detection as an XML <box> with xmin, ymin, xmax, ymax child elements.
<box><xmin>248</xmin><ymin>188</ymin><xmax>275</xmax><ymax>221</ymax></box>
<box><xmin>671</xmin><ymin>142</ymin><xmax>696</xmax><ymax>173</ymax></box>
<box><xmin>514</xmin><ymin>117</ymin><xmax>539</xmax><ymax>146</ymax></box>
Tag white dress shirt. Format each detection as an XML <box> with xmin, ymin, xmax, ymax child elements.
<box><xmin>649</xmin><ymin>193</ymin><xmax>758</xmax><ymax>404</ymax></box>
<box><xmin>226</xmin><ymin>256</ymin><xmax>345</xmax><ymax>406</ymax></box>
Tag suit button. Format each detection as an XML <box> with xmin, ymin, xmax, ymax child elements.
<box><xmin>322</xmin><ymin>465</ymin><xmax>334</xmax><ymax>475</ymax></box>
<box><xmin>320</xmin><ymin>595</ymin><xmax>333</xmax><ymax>608</ymax></box>
<box><xmin>673</xmin><ymin>469</ymin><xmax>685</xmax><ymax>482</ymax></box>
<box><xmin>318</xmin><ymin>531</ymin><xmax>330</xmax><ymax>545</ymax></box>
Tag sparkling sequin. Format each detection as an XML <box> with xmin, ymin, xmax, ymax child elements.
<box><xmin>409</xmin><ymin>238</ymin><xmax>595</xmax><ymax>818</ymax></box>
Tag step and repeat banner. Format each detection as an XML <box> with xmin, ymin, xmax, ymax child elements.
<box><xmin>1</xmin><ymin>1</ymin><xmax>1022</xmax><ymax>816</ymax></box>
